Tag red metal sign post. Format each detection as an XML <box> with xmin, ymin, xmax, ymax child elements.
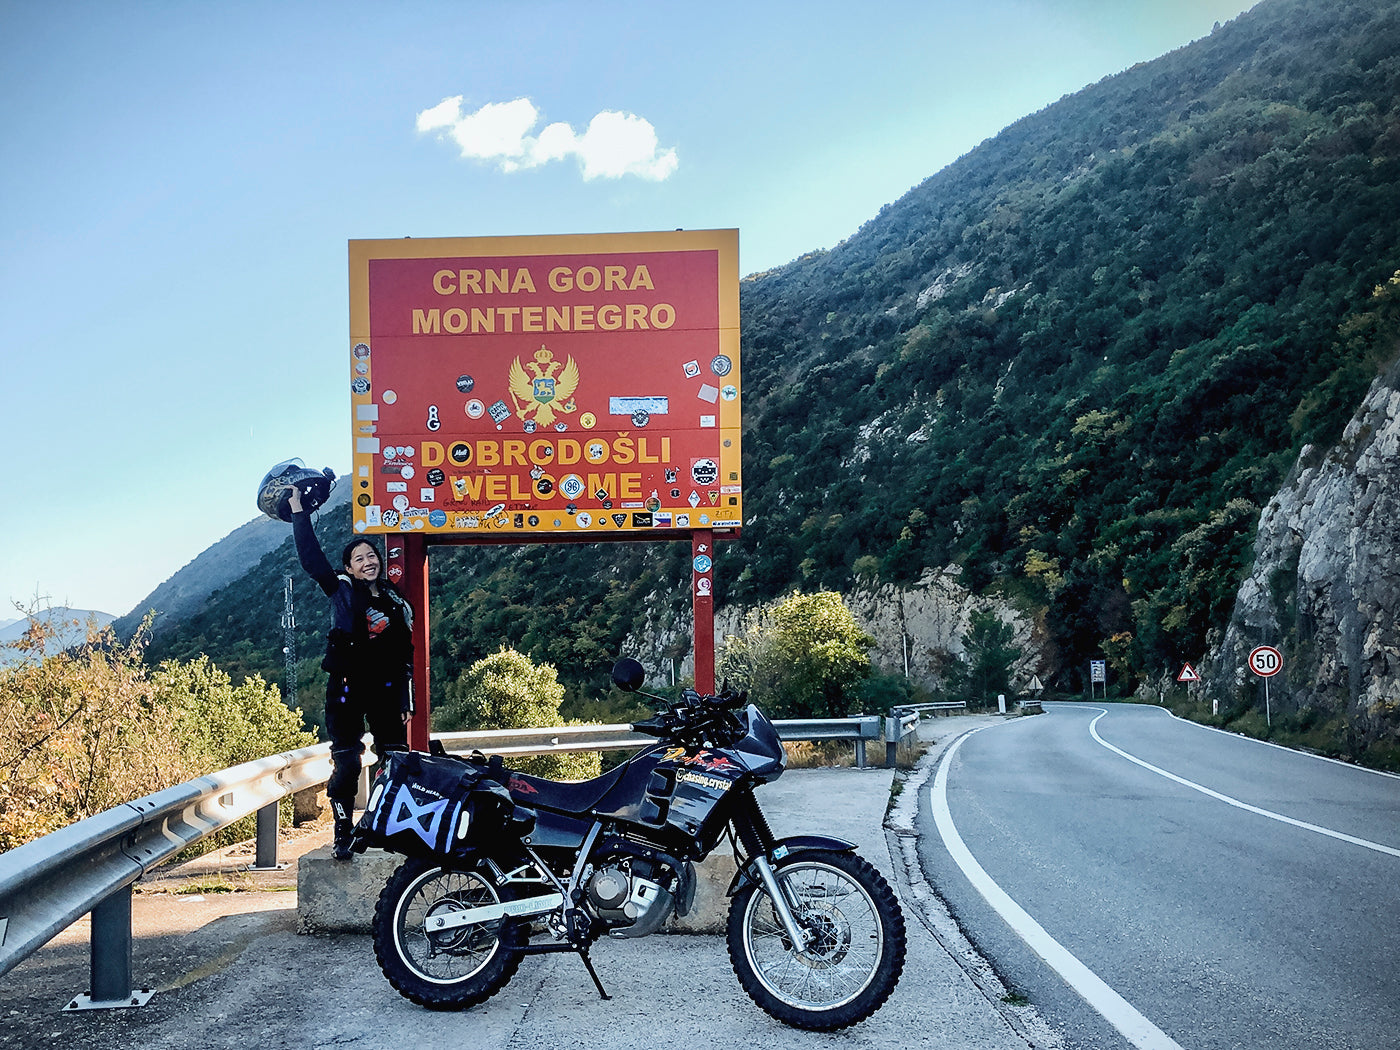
<box><xmin>404</xmin><ymin>533</ymin><xmax>432</xmax><ymax>752</ymax></box>
<box><xmin>692</xmin><ymin>528</ymin><xmax>715</xmax><ymax>694</ymax></box>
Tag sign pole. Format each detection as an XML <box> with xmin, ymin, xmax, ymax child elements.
<box><xmin>1247</xmin><ymin>645</ymin><xmax>1282</xmax><ymax>729</ymax></box>
<box><xmin>692</xmin><ymin>529</ymin><xmax>715</xmax><ymax>694</ymax></box>
<box><xmin>404</xmin><ymin>533</ymin><xmax>431</xmax><ymax>752</ymax></box>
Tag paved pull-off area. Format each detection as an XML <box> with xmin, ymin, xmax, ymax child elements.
<box><xmin>1</xmin><ymin>716</ymin><xmax>1051</xmax><ymax>1050</ymax></box>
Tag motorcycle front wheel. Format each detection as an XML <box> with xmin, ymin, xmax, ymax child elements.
<box><xmin>372</xmin><ymin>857</ymin><xmax>525</xmax><ymax>1010</ymax></box>
<box><xmin>727</xmin><ymin>849</ymin><xmax>906</xmax><ymax>1031</ymax></box>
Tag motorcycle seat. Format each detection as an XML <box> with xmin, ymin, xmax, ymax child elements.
<box><xmin>508</xmin><ymin>761</ymin><xmax>630</xmax><ymax>814</ymax></box>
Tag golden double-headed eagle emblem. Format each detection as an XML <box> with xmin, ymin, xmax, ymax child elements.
<box><xmin>508</xmin><ymin>345</ymin><xmax>579</xmax><ymax>427</ymax></box>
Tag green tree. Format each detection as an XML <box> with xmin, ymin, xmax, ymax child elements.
<box><xmin>152</xmin><ymin>655</ymin><xmax>315</xmax><ymax>770</ymax></box>
<box><xmin>720</xmin><ymin>591</ymin><xmax>874</xmax><ymax>718</ymax></box>
<box><xmin>436</xmin><ymin>647</ymin><xmax>599</xmax><ymax>781</ymax></box>
<box><xmin>946</xmin><ymin>610</ymin><xmax>1020</xmax><ymax>708</ymax></box>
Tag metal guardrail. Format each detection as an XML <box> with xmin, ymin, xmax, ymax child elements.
<box><xmin>898</xmin><ymin>701</ymin><xmax>968</xmax><ymax>715</ymax></box>
<box><xmin>884</xmin><ymin>709</ymin><xmax>922</xmax><ymax>766</ymax></box>
<box><xmin>436</xmin><ymin>716</ymin><xmax>885</xmax><ymax>767</ymax></box>
<box><xmin>0</xmin><ymin>713</ymin><xmax>889</xmax><ymax>1007</ymax></box>
<box><xmin>0</xmin><ymin>741</ymin><xmax>335</xmax><ymax>1006</ymax></box>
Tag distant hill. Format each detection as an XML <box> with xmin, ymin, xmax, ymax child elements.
<box><xmin>0</xmin><ymin>607</ymin><xmax>116</xmax><ymax>665</ymax></box>
<box><xmin>114</xmin><ymin>477</ymin><xmax>351</xmax><ymax>640</ymax></box>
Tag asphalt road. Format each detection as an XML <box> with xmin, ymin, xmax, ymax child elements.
<box><xmin>915</xmin><ymin>702</ymin><xmax>1400</xmax><ymax>1050</ymax></box>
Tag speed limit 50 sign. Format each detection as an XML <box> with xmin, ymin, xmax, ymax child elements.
<box><xmin>1248</xmin><ymin>645</ymin><xmax>1283</xmax><ymax>678</ymax></box>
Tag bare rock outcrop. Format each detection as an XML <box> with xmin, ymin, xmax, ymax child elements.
<box><xmin>1204</xmin><ymin>365</ymin><xmax>1400</xmax><ymax>742</ymax></box>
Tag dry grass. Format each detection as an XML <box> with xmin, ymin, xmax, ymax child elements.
<box><xmin>783</xmin><ymin>737</ymin><xmax>927</xmax><ymax>770</ymax></box>
<box><xmin>783</xmin><ymin>739</ymin><xmax>859</xmax><ymax>768</ymax></box>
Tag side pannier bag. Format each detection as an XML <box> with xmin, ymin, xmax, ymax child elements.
<box><xmin>351</xmin><ymin>750</ymin><xmax>522</xmax><ymax>859</ymax></box>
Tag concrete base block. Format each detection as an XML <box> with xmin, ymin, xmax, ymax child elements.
<box><xmin>296</xmin><ymin>845</ymin><xmax>403</xmax><ymax>934</ymax></box>
<box><xmin>666</xmin><ymin>851</ymin><xmax>737</xmax><ymax>934</ymax></box>
<box><xmin>292</xmin><ymin>787</ymin><xmax>325</xmax><ymax>824</ymax></box>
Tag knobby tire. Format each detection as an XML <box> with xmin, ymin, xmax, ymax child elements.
<box><xmin>726</xmin><ymin>849</ymin><xmax>906</xmax><ymax>1030</ymax></box>
<box><xmin>372</xmin><ymin>856</ymin><xmax>525</xmax><ymax>1010</ymax></box>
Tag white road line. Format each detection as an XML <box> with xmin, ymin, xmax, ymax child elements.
<box><xmin>932</xmin><ymin>732</ymin><xmax>1186</xmax><ymax>1050</ymax></box>
<box><xmin>1086</xmin><ymin>709</ymin><xmax>1400</xmax><ymax>859</ymax></box>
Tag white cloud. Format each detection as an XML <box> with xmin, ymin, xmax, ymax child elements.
<box><xmin>415</xmin><ymin>95</ymin><xmax>463</xmax><ymax>134</ymax></box>
<box><xmin>415</xmin><ymin>96</ymin><xmax>678</xmax><ymax>181</ymax></box>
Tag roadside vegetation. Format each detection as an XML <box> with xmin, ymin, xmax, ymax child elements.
<box><xmin>1157</xmin><ymin>690</ymin><xmax>1400</xmax><ymax>773</ymax></box>
<box><xmin>0</xmin><ymin>609</ymin><xmax>313</xmax><ymax>852</ymax></box>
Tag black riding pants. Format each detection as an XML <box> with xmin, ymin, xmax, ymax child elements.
<box><xmin>325</xmin><ymin>673</ymin><xmax>409</xmax><ymax>804</ymax></box>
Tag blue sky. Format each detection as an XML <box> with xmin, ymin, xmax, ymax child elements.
<box><xmin>1</xmin><ymin>0</ymin><xmax>1259</xmax><ymax>618</ymax></box>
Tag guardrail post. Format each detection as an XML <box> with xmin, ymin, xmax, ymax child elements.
<box><xmin>66</xmin><ymin>885</ymin><xmax>152</xmax><ymax>1010</ymax></box>
<box><xmin>91</xmin><ymin>886</ymin><xmax>131</xmax><ymax>1004</ymax></box>
<box><xmin>854</xmin><ymin>739</ymin><xmax>866</xmax><ymax>768</ymax></box>
<box><xmin>251</xmin><ymin>801</ymin><xmax>281</xmax><ymax>870</ymax></box>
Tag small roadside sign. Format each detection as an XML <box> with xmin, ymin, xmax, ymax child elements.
<box><xmin>1177</xmin><ymin>663</ymin><xmax>1199</xmax><ymax>682</ymax></box>
<box><xmin>1248</xmin><ymin>645</ymin><xmax>1283</xmax><ymax>678</ymax></box>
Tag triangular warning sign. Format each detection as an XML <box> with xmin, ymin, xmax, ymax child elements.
<box><xmin>1177</xmin><ymin>663</ymin><xmax>1200</xmax><ymax>682</ymax></box>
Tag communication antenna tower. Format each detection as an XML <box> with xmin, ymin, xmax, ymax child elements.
<box><xmin>281</xmin><ymin>573</ymin><xmax>297</xmax><ymax>705</ymax></box>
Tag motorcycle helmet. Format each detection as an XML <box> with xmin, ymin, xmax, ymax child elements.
<box><xmin>256</xmin><ymin>459</ymin><xmax>337</xmax><ymax>522</ymax></box>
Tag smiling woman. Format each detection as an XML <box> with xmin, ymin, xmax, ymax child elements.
<box><xmin>289</xmin><ymin>485</ymin><xmax>415</xmax><ymax>860</ymax></box>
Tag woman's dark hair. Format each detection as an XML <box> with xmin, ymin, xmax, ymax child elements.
<box><xmin>341</xmin><ymin>537</ymin><xmax>381</xmax><ymax>572</ymax></box>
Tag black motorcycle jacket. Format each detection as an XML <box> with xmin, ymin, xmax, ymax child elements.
<box><xmin>292</xmin><ymin>509</ymin><xmax>414</xmax><ymax>694</ymax></box>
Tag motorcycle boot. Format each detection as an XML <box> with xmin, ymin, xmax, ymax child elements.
<box><xmin>331</xmin><ymin>799</ymin><xmax>354</xmax><ymax>861</ymax></box>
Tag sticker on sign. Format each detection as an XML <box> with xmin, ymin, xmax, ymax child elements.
<box><xmin>1247</xmin><ymin>645</ymin><xmax>1283</xmax><ymax>677</ymax></box>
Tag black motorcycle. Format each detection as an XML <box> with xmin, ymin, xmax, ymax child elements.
<box><xmin>355</xmin><ymin>658</ymin><xmax>907</xmax><ymax>1031</ymax></box>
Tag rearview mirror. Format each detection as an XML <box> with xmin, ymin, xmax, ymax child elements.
<box><xmin>611</xmin><ymin>658</ymin><xmax>646</xmax><ymax>692</ymax></box>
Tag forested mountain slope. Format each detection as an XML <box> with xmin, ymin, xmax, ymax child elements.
<box><xmin>146</xmin><ymin>0</ymin><xmax>1400</xmax><ymax>725</ymax></box>
<box><xmin>726</xmin><ymin>0</ymin><xmax>1400</xmax><ymax>688</ymax></box>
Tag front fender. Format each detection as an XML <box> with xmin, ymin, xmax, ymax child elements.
<box><xmin>726</xmin><ymin>835</ymin><xmax>856</xmax><ymax>896</ymax></box>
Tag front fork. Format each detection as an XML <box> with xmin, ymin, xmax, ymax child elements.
<box><xmin>750</xmin><ymin>853</ymin><xmax>813</xmax><ymax>951</ymax></box>
<box><xmin>731</xmin><ymin>786</ymin><xmax>812</xmax><ymax>951</ymax></box>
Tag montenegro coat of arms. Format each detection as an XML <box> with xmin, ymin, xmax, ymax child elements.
<box><xmin>508</xmin><ymin>346</ymin><xmax>579</xmax><ymax>427</ymax></box>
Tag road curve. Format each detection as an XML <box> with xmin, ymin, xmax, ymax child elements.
<box><xmin>916</xmin><ymin>702</ymin><xmax>1400</xmax><ymax>1050</ymax></box>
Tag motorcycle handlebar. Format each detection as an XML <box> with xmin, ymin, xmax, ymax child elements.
<box><xmin>679</xmin><ymin>688</ymin><xmax>745</xmax><ymax>710</ymax></box>
<box><xmin>630</xmin><ymin>689</ymin><xmax>746</xmax><ymax>738</ymax></box>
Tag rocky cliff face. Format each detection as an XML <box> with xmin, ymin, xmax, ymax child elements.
<box><xmin>627</xmin><ymin>566</ymin><xmax>1040</xmax><ymax>701</ymax></box>
<box><xmin>1203</xmin><ymin>364</ymin><xmax>1400</xmax><ymax>744</ymax></box>
<box><xmin>845</xmin><ymin>568</ymin><xmax>1038</xmax><ymax>690</ymax></box>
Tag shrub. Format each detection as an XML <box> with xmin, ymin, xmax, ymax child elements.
<box><xmin>436</xmin><ymin>648</ymin><xmax>600</xmax><ymax>781</ymax></box>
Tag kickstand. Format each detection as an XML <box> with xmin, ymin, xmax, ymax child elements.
<box><xmin>576</xmin><ymin>948</ymin><xmax>611</xmax><ymax>1001</ymax></box>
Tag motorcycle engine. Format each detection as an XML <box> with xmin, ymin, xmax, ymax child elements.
<box><xmin>585</xmin><ymin>859</ymin><xmax>676</xmax><ymax>939</ymax></box>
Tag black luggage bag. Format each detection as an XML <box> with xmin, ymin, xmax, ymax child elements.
<box><xmin>351</xmin><ymin>749</ymin><xmax>532</xmax><ymax>859</ymax></box>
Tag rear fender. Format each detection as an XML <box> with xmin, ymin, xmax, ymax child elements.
<box><xmin>726</xmin><ymin>835</ymin><xmax>856</xmax><ymax>896</ymax></box>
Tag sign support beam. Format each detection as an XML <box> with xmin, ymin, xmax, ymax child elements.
<box><xmin>693</xmin><ymin>528</ymin><xmax>715</xmax><ymax>694</ymax></box>
<box><xmin>405</xmin><ymin>533</ymin><xmax>431</xmax><ymax>752</ymax></box>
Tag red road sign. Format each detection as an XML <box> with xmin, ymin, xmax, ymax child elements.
<box><xmin>1177</xmin><ymin>663</ymin><xmax>1199</xmax><ymax>682</ymax></box>
<box><xmin>1247</xmin><ymin>646</ymin><xmax>1283</xmax><ymax>678</ymax></box>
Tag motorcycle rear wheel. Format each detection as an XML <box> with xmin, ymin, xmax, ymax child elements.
<box><xmin>727</xmin><ymin>849</ymin><xmax>906</xmax><ymax>1031</ymax></box>
<box><xmin>373</xmin><ymin>857</ymin><xmax>525</xmax><ymax>1010</ymax></box>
